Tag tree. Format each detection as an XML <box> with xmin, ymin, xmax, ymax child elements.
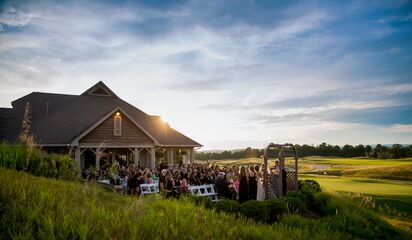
<box><xmin>374</xmin><ymin>144</ymin><xmax>382</xmax><ymax>159</ymax></box>
<box><xmin>365</xmin><ymin>145</ymin><xmax>372</xmax><ymax>158</ymax></box>
<box><xmin>333</xmin><ymin>145</ymin><xmax>342</xmax><ymax>157</ymax></box>
<box><xmin>381</xmin><ymin>146</ymin><xmax>389</xmax><ymax>159</ymax></box>
<box><xmin>354</xmin><ymin>144</ymin><xmax>365</xmax><ymax>157</ymax></box>
<box><xmin>388</xmin><ymin>144</ymin><xmax>406</xmax><ymax>159</ymax></box>
<box><xmin>342</xmin><ymin>144</ymin><xmax>355</xmax><ymax>158</ymax></box>
<box><xmin>408</xmin><ymin>145</ymin><xmax>412</xmax><ymax>158</ymax></box>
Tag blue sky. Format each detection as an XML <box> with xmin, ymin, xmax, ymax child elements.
<box><xmin>0</xmin><ymin>0</ymin><xmax>411</xmax><ymax>149</ymax></box>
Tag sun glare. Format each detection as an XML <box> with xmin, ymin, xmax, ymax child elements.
<box><xmin>160</xmin><ymin>116</ymin><xmax>167</xmax><ymax>124</ymax></box>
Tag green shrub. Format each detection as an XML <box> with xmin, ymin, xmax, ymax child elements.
<box><xmin>299</xmin><ymin>179</ymin><xmax>321</xmax><ymax>193</ymax></box>
<box><xmin>0</xmin><ymin>143</ymin><xmax>78</xmax><ymax>180</ymax></box>
<box><xmin>284</xmin><ymin>196</ymin><xmax>307</xmax><ymax>214</ymax></box>
<box><xmin>214</xmin><ymin>199</ymin><xmax>240</xmax><ymax>215</ymax></box>
<box><xmin>265</xmin><ymin>198</ymin><xmax>287</xmax><ymax>222</ymax></box>
<box><xmin>240</xmin><ymin>200</ymin><xmax>269</xmax><ymax>223</ymax></box>
<box><xmin>312</xmin><ymin>192</ymin><xmax>331</xmax><ymax>215</ymax></box>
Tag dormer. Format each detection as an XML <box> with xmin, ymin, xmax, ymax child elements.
<box><xmin>81</xmin><ymin>81</ymin><xmax>118</xmax><ymax>97</ymax></box>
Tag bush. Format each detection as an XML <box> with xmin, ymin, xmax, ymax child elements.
<box><xmin>214</xmin><ymin>199</ymin><xmax>240</xmax><ymax>215</ymax></box>
<box><xmin>265</xmin><ymin>198</ymin><xmax>287</xmax><ymax>222</ymax></box>
<box><xmin>312</xmin><ymin>192</ymin><xmax>331</xmax><ymax>215</ymax></box>
<box><xmin>0</xmin><ymin>143</ymin><xmax>78</xmax><ymax>180</ymax></box>
<box><xmin>299</xmin><ymin>179</ymin><xmax>321</xmax><ymax>193</ymax></box>
<box><xmin>284</xmin><ymin>196</ymin><xmax>306</xmax><ymax>214</ymax></box>
<box><xmin>240</xmin><ymin>200</ymin><xmax>268</xmax><ymax>223</ymax></box>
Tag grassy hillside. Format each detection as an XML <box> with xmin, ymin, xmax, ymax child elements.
<box><xmin>197</xmin><ymin>156</ymin><xmax>412</xmax><ymax>232</ymax></box>
<box><xmin>1</xmin><ymin>168</ymin><xmax>410</xmax><ymax>239</ymax></box>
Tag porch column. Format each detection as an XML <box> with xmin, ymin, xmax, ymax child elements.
<box><xmin>75</xmin><ymin>147</ymin><xmax>81</xmax><ymax>171</ymax></box>
<box><xmin>150</xmin><ymin>147</ymin><xmax>155</xmax><ymax>169</ymax></box>
<box><xmin>190</xmin><ymin>148</ymin><xmax>195</xmax><ymax>164</ymax></box>
<box><xmin>168</xmin><ymin>148</ymin><xmax>174</xmax><ymax>165</ymax></box>
<box><xmin>111</xmin><ymin>152</ymin><xmax>116</xmax><ymax>166</ymax></box>
<box><xmin>95</xmin><ymin>148</ymin><xmax>101</xmax><ymax>170</ymax></box>
<box><xmin>134</xmin><ymin>147</ymin><xmax>139</xmax><ymax>166</ymax></box>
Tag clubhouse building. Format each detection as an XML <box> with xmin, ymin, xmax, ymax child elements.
<box><xmin>0</xmin><ymin>81</ymin><xmax>202</xmax><ymax>170</ymax></box>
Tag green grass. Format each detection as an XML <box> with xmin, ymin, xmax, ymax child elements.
<box><xmin>301</xmin><ymin>174</ymin><xmax>412</xmax><ymax>232</ymax></box>
<box><xmin>340</xmin><ymin>164</ymin><xmax>412</xmax><ymax>181</ymax></box>
<box><xmin>300</xmin><ymin>174</ymin><xmax>412</xmax><ymax>198</ymax></box>
<box><xmin>300</xmin><ymin>156</ymin><xmax>412</xmax><ymax>167</ymax></box>
<box><xmin>1</xmin><ymin>168</ymin><xmax>410</xmax><ymax>239</ymax></box>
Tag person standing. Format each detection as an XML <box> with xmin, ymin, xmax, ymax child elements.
<box><xmin>238</xmin><ymin>166</ymin><xmax>249</xmax><ymax>203</ymax></box>
<box><xmin>256</xmin><ymin>164</ymin><xmax>265</xmax><ymax>201</ymax></box>
<box><xmin>248</xmin><ymin>165</ymin><xmax>257</xmax><ymax>200</ymax></box>
<box><xmin>127</xmin><ymin>164</ymin><xmax>137</xmax><ymax>195</ymax></box>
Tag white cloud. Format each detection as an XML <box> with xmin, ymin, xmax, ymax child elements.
<box><xmin>0</xmin><ymin>0</ymin><xmax>411</xmax><ymax>149</ymax></box>
<box><xmin>0</xmin><ymin>7</ymin><xmax>32</xmax><ymax>27</ymax></box>
<box><xmin>386</xmin><ymin>124</ymin><xmax>412</xmax><ymax>132</ymax></box>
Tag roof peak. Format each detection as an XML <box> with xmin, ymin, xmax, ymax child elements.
<box><xmin>81</xmin><ymin>81</ymin><xmax>118</xmax><ymax>98</ymax></box>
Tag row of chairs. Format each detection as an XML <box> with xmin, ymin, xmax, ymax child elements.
<box><xmin>139</xmin><ymin>183</ymin><xmax>219</xmax><ymax>202</ymax></box>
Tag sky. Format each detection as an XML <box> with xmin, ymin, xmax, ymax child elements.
<box><xmin>0</xmin><ymin>0</ymin><xmax>411</xmax><ymax>150</ymax></box>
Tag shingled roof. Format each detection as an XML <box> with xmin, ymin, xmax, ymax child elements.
<box><xmin>2</xmin><ymin>81</ymin><xmax>202</xmax><ymax>147</ymax></box>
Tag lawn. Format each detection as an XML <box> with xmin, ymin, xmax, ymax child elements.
<box><xmin>300</xmin><ymin>156</ymin><xmax>412</xmax><ymax>168</ymax></box>
<box><xmin>301</xmin><ymin>174</ymin><xmax>412</xmax><ymax>231</ymax></box>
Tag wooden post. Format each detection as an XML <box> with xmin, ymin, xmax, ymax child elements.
<box><xmin>95</xmin><ymin>148</ymin><xmax>101</xmax><ymax>170</ymax></box>
<box><xmin>169</xmin><ymin>148</ymin><xmax>174</xmax><ymax>165</ymax></box>
<box><xmin>278</xmin><ymin>148</ymin><xmax>285</xmax><ymax>197</ymax></box>
<box><xmin>134</xmin><ymin>147</ymin><xmax>139</xmax><ymax>166</ymax></box>
<box><xmin>75</xmin><ymin>147</ymin><xmax>81</xmax><ymax>171</ymax></box>
<box><xmin>111</xmin><ymin>151</ymin><xmax>115</xmax><ymax>166</ymax></box>
<box><xmin>190</xmin><ymin>148</ymin><xmax>194</xmax><ymax>164</ymax></box>
<box><xmin>150</xmin><ymin>147</ymin><xmax>155</xmax><ymax>169</ymax></box>
<box><xmin>263</xmin><ymin>155</ymin><xmax>268</xmax><ymax>200</ymax></box>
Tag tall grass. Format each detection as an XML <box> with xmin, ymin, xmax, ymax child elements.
<box><xmin>0</xmin><ymin>168</ymin><xmax>409</xmax><ymax>240</ymax></box>
<box><xmin>0</xmin><ymin>143</ymin><xmax>78</xmax><ymax>180</ymax></box>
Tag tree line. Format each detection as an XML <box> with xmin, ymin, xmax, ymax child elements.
<box><xmin>195</xmin><ymin>143</ymin><xmax>412</xmax><ymax>160</ymax></box>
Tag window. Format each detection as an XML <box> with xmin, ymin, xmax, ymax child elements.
<box><xmin>114</xmin><ymin>112</ymin><xmax>122</xmax><ymax>136</ymax></box>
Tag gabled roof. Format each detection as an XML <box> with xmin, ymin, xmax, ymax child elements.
<box><xmin>81</xmin><ymin>81</ymin><xmax>118</xmax><ymax>97</ymax></box>
<box><xmin>5</xmin><ymin>82</ymin><xmax>202</xmax><ymax>147</ymax></box>
<box><xmin>3</xmin><ymin>92</ymin><xmax>77</xmax><ymax>141</ymax></box>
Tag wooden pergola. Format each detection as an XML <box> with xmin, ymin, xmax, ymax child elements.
<box><xmin>263</xmin><ymin>143</ymin><xmax>299</xmax><ymax>199</ymax></box>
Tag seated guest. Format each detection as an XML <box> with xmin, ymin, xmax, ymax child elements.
<box><xmin>205</xmin><ymin>171</ymin><xmax>214</xmax><ymax>184</ymax></box>
<box><xmin>189</xmin><ymin>172</ymin><xmax>198</xmax><ymax>186</ymax></box>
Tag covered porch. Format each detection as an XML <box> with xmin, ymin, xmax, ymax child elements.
<box><xmin>74</xmin><ymin>146</ymin><xmax>196</xmax><ymax>171</ymax></box>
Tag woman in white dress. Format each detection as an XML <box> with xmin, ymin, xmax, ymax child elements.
<box><xmin>256</xmin><ymin>164</ymin><xmax>265</xmax><ymax>201</ymax></box>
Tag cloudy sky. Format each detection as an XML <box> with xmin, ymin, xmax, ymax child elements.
<box><xmin>0</xmin><ymin>0</ymin><xmax>411</xmax><ymax>149</ymax></box>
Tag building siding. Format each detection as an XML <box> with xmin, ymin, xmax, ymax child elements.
<box><xmin>79</xmin><ymin>112</ymin><xmax>154</xmax><ymax>146</ymax></box>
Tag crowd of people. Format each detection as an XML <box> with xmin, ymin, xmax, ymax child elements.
<box><xmin>110</xmin><ymin>160</ymin><xmax>281</xmax><ymax>202</ymax></box>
